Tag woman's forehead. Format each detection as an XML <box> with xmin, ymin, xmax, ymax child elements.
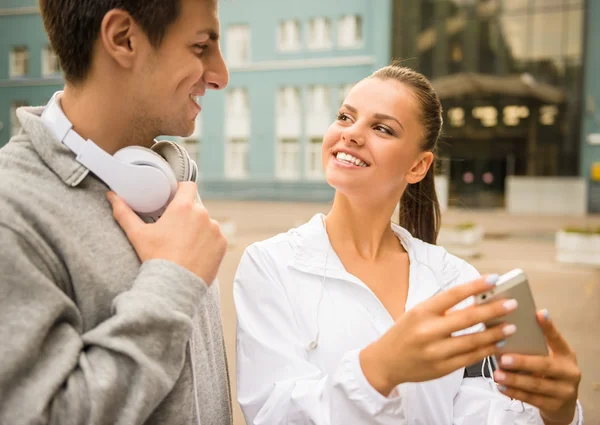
<box><xmin>346</xmin><ymin>78</ymin><xmax>420</xmax><ymax>118</ymax></box>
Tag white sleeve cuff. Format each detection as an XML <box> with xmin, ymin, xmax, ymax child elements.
<box><xmin>569</xmin><ymin>400</ymin><xmax>583</xmax><ymax>425</ymax></box>
<box><xmin>541</xmin><ymin>400</ymin><xmax>583</xmax><ymax>425</ymax></box>
<box><xmin>333</xmin><ymin>349</ymin><xmax>403</xmax><ymax>416</ymax></box>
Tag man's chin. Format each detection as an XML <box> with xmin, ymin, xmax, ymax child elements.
<box><xmin>163</xmin><ymin>125</ymin><xmax>195</xmax><ymax>139</ymax></box>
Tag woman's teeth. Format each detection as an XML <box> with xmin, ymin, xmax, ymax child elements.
<box><xmin>336</xmin><ymin>152</ymin><xmax>368</xmax><ymax>167</ymax></box>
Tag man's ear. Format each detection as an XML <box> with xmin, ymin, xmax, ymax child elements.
<box><xmin>99</xmin><ymin>9</ymin><xmax>143</xmax><ymax>71</ymax></box>
<box><xmin>406</xmin><ymin>151</ymin><xmax>434</xmax><ymax>184</ymax></box>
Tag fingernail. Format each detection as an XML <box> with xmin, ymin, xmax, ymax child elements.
<box><xmin>502</xmin><ymin>324</ymin><xmax>517</xmax><ymax>336</ymax></box>
<box><xmin>496</xmin><ymin>340</ymin><xmax>506</xmax><ymax>348</ymax></box>
<box><xmin>501</xmin><ymin>356</ymin><xmax>514</xmax><ymax>366</ymax></box>
<box><xmin>106</xmin><ymin>192</ymin><xmax>115</xmax><ymax>204</ymax></box>
<box><xmin>495</xmin><ymin>371</ymin><xmax>506</xmax><ymax>381</ymax></box>
<box><xmin>503</xmin><ymin>299</ymin><xmax>518</xmax><ymax>311</ymax></box>
<box><xmin>486</xmin><ymin>274</ymin><xmax>499</xmax><ymax>285</ymax></box>
<box><xmin>498</xmin><ymin>384</ymin><xmax>507</xmax><ymax>392</ymax></box>
<box><xmin>542</xmin><ymin>309</ymin><xmax>550</xmax><ymax>321</ymax></box>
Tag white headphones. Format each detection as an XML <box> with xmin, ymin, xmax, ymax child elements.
<box><xmin>41</xmin><ymin>91</ymin><xmax>199</xmax><ymax>218</ymax></box>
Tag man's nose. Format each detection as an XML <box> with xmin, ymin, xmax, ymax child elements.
<box><xmin>203</xmin><ymin>51</ymin><xmax>229</xmax><ymax>90</ymax></box>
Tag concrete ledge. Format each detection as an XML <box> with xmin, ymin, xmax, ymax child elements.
<box><xmin>200</xmin><ymin>179</ymin><xmax>336</xmax><ymax>202</ymax></box>
<box><xmin>506</xmin><ymin>177</ymin><xmax>587</xmax><ymax>216</ymax></box>
<box><xmin>555</xmin><ymin>230</ymin><xmax>600</xmax><ymax>267</ymax></box>
<box><xmin>200</xmin><ymin>175</ymin><xmax>448</xmax><ymax>208</ymax></box>
<box><xmin>438</xmin><ymin>224</ymin><xmax>484</xmax><ymax>258</ymax></box>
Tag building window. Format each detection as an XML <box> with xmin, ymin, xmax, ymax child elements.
<box><xmin>277</xmin><ymin>86</ymin><xmax>301</xmax><ymax>115</ymax></box>
<box><xmin>306</xmin><ymin>137</ymin><xmax>324</xmax><ymax>179</ymax></box>
<box><xmin>184</xmin><ymin>138</ymin><xmax>199</xmax><ymax>162</ymax></box>
<box><xmin>225</xmin><ymin>138</ymin><xmax>249</xmax><ymax>179</ymax></box>
<box><xmin>228</xmin><ymin>88</ymin><xmax>248</xmax><ymax>115</ymax></box>
<box><xmin>306</xmin><ymin>85</ymin><xmax>331</xmax><ymax>137</ymax></box>
<box><xmin>472</xmin><ymin>106</ymin><xmax>498</xmax><ymax>127</ymax></box>
<box><xmin>10</xmin><ymin>46</ymin><xmax>29</xmax><ymax>78</ymax></box>
<box><xmin>540</xmin><ymin>105</ymin><xmax>559</xmax><ymax>126</ymax></box>
<box><xmin>337</xmin><ymin>15</ymin><xmax>363</xmax><ymax>48</ymax></box>
<box><xmin>448</xmin><ymin>107</ymin><xmax>466</xmax><ymax>127</ymax></box>
<box><xmin>226</xmin><ymin>87</ymin><xmax>250</xmax><ymax>138</ymax></box>
<box><xmin>503</xmin><ymin>105</ymin><xmax>529</xmax><ymax>126</ymax></box>
<box><xmin>278</xmin><ymin>20</ymin><xmax>301</xmax><ymax>52</ymax></box>
<box><xmin>41</xmin><ymin>45</ymin><xmax>60</xmax><ymax>77</ymax></box>
<box><xmin>11</xmin><ymin>101</ymin><xmax>28</xmax><ymax>136</ymax></box>
<box><xmin>225</xmin><ymin>88</ymin><xmax>249</xmax><ymax>178</ymax></box>
<box><xmin>276</xmin><ymin>86</ymin><xmax>302</xmax><ymax>138</ymax></box>
<box><xmin>276</xmin><ymin>138</ymin><xmax>300</xmax><ymax>180</ymax></box>
<box><xmin>308</xmin><ymin>85</ymin><xmax>331</xmax><ymax>116</ymax></box>
<box><xmin>181</xmin><ymin>110</ymin><xmax>201</xmax><ymax>165</ymax></box>
<box><xmin>226</xmin><ymin>25</ymin><xmax>250</xmax><ymax>66</ymax></box>
<box><xmin>307</xmin><ymin>17</ymin><xmax>332</xmax><ymax>50</ymax></box>
<box><xmin>181</xmin><ymin>137</ymin><xmax>200</xmax><ymax>166</ymax></box>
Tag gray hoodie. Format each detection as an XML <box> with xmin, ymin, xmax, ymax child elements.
<box><xmin>0</xmin><ymin>105</ymin><xmax>232</xmax><ymax>425</ymax></box>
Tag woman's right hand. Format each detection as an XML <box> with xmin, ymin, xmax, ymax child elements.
<box><xmin>360</xmin><ymin>274</ymin><xmax>518</xmax><ymax>396</ymax></box>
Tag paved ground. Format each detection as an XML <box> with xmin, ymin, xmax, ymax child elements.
<box><xmin>204</xmin><ymin>200</ymin><xmax>600</xmax><ymax>425</ymax></box>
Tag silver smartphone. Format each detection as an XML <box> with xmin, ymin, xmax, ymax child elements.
<box><xmin>475</xmin><ymin>268</ymin><xmax>549</xmax><ymax>362</ymax></box>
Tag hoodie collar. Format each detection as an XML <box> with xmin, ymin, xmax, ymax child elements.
<box><xmin>289</xmin><ymin>213</ymin><xmax>416</xmax><ymax>271</ymax></box>
<box><xmin>288</xmin><ymin>213</ymin><xmax>461</xmax><ymax>308</ymax></box>
<box><xmin>15</xmin><ymin>104</ymin><xmax>90</xmax><ymax>187</ymax></box>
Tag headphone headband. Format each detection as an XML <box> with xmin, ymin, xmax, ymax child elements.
<box><xmin>40</xmin><ymin>91</ymin><xmax>196</xmax><ymax>217</ymax></box>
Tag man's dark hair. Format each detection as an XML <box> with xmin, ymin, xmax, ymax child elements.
<box><xmin>38</xmin><ymin>0</ymin><xmax>181</xmax><ymax>83</ymax></box>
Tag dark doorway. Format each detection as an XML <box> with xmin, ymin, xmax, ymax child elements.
<box><xmin>448</xmin><ymin>156</ymin><xmax>508</xmax><ymax>208</ymax></box>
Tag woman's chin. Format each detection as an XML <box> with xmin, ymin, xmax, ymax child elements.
<box><xmin>325</xmin><ymin>173</ymin><xmax>370</xmax><ymax>198</ymax></box>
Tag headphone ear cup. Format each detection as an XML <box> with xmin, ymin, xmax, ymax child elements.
<box><xmin>188</xmin><ymin>157</ymin><xmax>198</xmax><ymax>183</ymax></box>
<box><xmin>152</xmin><ymin>140</ymin><xmax>197</xmax><ymax>182</ymax></box>
<box><xmin>112</xmin><ymin>146</ymin><xmax>178</xmax><ymax>214</ymax></box>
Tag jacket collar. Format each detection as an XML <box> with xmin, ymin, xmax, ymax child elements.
<box><xmin>288</xmin><ymin>213</ymin><xmax>462</xmax><ymax>308</ymax></box>
<box><xmin>15</xmin><ymin>104</ymin><xmax>90</xmax><ymax>187</ymax></box>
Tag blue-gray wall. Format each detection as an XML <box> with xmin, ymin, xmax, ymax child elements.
<box><xmin>580</xmin><ymin>0</ymin><xmax>600</xmax><ymax>213</ymax></box>
<box><xmin>200</xmin><ymin>0</ymin><xmax>392</xmax><ymax>200</ymax></box>
<box><xmin>0</xmin><ymin>0</ymin><xmax>392</xmax><ymax>202</ymax></box>
<box><xmin>0</xmin><ymin>3</ymin><xmax>63</xmax><ymax>146</ymax></box>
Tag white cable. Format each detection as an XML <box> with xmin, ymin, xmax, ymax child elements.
<box><xmin>307</xmin><ymin>217</ymin><xmax>330</xmax><ymax>352</ymax></box>
<box><xmin>307</xmin><ymin>247</ymin><xmax>329</xmax><ymax>351</ymax></box>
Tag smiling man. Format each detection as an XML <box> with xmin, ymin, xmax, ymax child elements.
<box><xmin>0</xmin><ymin>0</ymin><xmax>231</xmax><ymax>424</ymax></box>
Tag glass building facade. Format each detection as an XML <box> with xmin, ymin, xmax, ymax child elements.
<box><xmin>391</xmin><ymin>0</ymin><xmax>585</xmax><ymax>207</ymax></box>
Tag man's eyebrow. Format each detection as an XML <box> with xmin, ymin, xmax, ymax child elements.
<box><xmin>197</xmin><ymin>29</ymin><xmax>219</xmax><ymax>41</ymax></box>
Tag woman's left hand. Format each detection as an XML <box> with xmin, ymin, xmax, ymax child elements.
<box><xmin>493</xmin><ymin>310</ymin><xmax>582</xmax><ymax>425</ymax></box>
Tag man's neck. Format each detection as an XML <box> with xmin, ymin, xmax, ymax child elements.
<box><xmin>60</xmin><ymin>84</ymin><xmax>151</xmax><ymax>155</ymax></box>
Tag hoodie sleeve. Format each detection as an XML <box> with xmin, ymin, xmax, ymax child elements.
<box><xmin>0</xmin><ymin>225</ymin><xmax>208</xmax><ymax>425</ymax></box>
<box><xmin>234</xmin><ymin>245</ymin><xmax>407</xmax><ymax>425</ymax></box>
<box><xmin>450</xmin><ymin>260</ymin><xmax>584</xmax><ymax>425</ymax></box>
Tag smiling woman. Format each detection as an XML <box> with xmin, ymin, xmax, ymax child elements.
<box><xmin>322</xmin><ymin>65</ymin><xmax>441</xmax><ymax>244</ymax></box>
<box><xmin>233</xmin><ymin>63</ymin><xmax>583</xmax><ymax>425</ymax></box>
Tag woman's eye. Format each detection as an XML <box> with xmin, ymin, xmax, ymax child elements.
<box><xmin>336</xmin><ymin>113</ymin><xmax>350</xmax><ymax>121</ymax></box>
<box><xmin>374</xmin><ymin>125</ymin><xmax>393</xmax><ymax>135</ymax></box>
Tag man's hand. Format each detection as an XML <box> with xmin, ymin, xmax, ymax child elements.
<box><xmin>107</xmin><ymin>182</ymin><xmax>227</xmax><ymax>284</ymax></box>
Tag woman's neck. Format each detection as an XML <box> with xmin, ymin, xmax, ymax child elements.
<box><xmin>325</xmin><ymin>192</ymin><xmax>403</xmax><ymax>261</ymax></box>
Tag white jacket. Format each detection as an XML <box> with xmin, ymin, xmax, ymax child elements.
<box><xmin>234</xmin><ymin>214</ymin><xmax>583</xmax><ymax>425</ymax></box>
